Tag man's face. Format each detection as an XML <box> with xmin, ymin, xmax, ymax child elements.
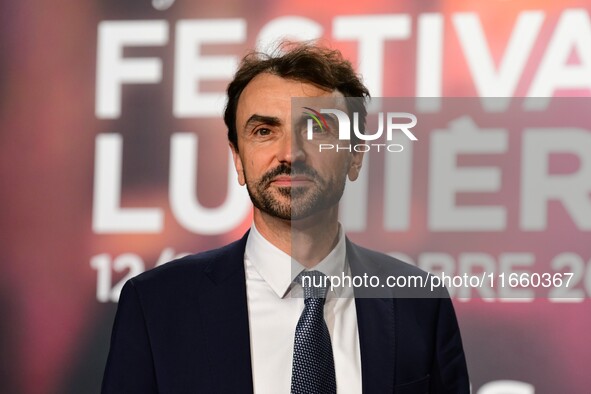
<box><xmin>231</xmin><ymin>73</ymin><xmax>363</xmax><ymax>221</ymax></box>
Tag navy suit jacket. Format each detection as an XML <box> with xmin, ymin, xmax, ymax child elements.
<box><xmin>102</xmin><ymin>232</ymin><xmax>469</xmax><ymax>393</ymax></box>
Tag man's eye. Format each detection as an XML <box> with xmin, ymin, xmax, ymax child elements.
<box><xmin>306</xmin><ymin>120</ymin><xmax>328</xmax><ymax>134</ymax></box>
<box><xmin>256</xmin><ymin>128</ymin><xmax>271</xmax><ymax>136</ymax></box>
<box><xmin>312</xmin><ymin>124</ymin><xmax>323</xmax><ymax>133</ymax></box>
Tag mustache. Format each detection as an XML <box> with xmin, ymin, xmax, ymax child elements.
<box><xmin>261</xmin><ymin>163</ymin><xmax>320</xmax><ymax>185</ymax></box>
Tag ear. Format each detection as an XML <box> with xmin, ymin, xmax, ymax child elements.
<box><xmin>230</xmin><ymin>142</ymin><xmax>246</xmax><ymax>186</ymax></box>
<box><xmin>347</xmin><ymin>150</ymin><xmax>364</xmax><ymax>181</ymax></box>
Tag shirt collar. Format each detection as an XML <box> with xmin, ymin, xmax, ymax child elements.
<box><xmin>245</xmin><ymin>222</ymin><xmax>346</xmax><ymax>298</ymax></box>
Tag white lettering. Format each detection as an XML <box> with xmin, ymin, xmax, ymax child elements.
<box><xmin>92</xmin><ymin>134</ymin><xmax>163</xmax><ymax>233</ymax></box>
<box><xmin>526</xmin><ymin>10</ymin><xmax>591</xmax><ymax>109</ymax></box>
<box><xmin>429</xmin><ymin>117</ymin><xmax>507</xmax><ymax>231</ymax></box>
<box><xmin>95</xmin><ymin>21</ymin><xmax>168</xmax><ymax>119</ymax></box>
<box><xmin>333</xmin><ymin>15</ymin><xmax>411</xmax><ymax>98</ymax></box>
<box><xmin>521</xmin><ymin>129</ymin><xmax>591</xmax><ymax>230</ymax></box>
<box><xmin>174</xmin><ymin>19</ymin><xmax>246</xmax><ymax>117</ymax></box>
<box><xmin>416</xmin><ymin>13</ymin><xmax>443</xmax><ymax>112</ymax></box>
<box><xmin>256</xmin><ymin>16</ymin><xmax>323</xmax><ymax>52</ymax></box>
<box><xmin>453</xmin><ymin>12</ymin><xmax>544</xmax><ymax>111</ymax></box>
<box><xmin>169</xmin><ymin>133</ymin><xmax>251</xmax><ymax>234</ymax></box>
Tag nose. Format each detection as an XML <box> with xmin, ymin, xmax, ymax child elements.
<box><xmin>277</xmin><ymin>129</ymin><xmax>306</xmax><ymax>164</ymax></box>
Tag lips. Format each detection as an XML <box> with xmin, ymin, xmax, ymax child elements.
<box><xmin>271</xmin><ymin>175</ymin><xmax>312</xmax><ymax>186</ymax></box>
<box><xmin>261</xmin><ymin>163</ymin><xmax>319</xmax><ymax>188</ymax></box>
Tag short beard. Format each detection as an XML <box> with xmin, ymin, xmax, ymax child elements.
<box><xmin>245</xmin><ymin>163</ymin><xmax>345</xmax><ymax>220</ymax></box>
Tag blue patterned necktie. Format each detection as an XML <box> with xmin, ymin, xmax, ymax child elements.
<box><xmin>291</xmin><ymin>271</ymin><xmax>337</xmax><ymax>394</ymax></box>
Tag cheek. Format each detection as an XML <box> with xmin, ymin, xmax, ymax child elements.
<box><xmin>315</xmin><ymin>154</ymin><xmax>350</xmax><ymax>180</ymax></box>
<box><xmin>240</xmin><ymin>153</ymin><xmax>266</xmax><ymax>181</ymax></box>
<box><xmin>247</xmin><ymin>148</ymin><xmax>275</xmax><ymax>169</ymax></box>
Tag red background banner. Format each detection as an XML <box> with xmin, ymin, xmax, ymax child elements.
<box><xmin>1</xmin><ymin>1</ymin><xmax>590</xmax><ymax>392</ymax></box>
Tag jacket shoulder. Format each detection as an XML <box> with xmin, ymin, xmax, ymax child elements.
<box><xmin>129</xmin><ymin>236</ymin><xmax>246</xmax><ymax>292</ymax></box>
<box><xmin>351</xmin><ymin>242</ymin><xmax>430</xmax><ymax>277</ymax></box>
<box><xmin>349</xmin><ymin>242</ymin><xmax>447</xmax><ymax>298</ymax></box>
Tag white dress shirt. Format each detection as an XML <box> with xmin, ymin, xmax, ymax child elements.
<box><xmin>244</xmin><ymin>223</ymin><xmax>362</xmax><ymax>394</ymax></box>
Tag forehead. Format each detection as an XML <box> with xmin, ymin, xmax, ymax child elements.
<box><xmin>236</xmin><ymin>73</ymin><xmax>345</xmax><ymax>125</ymax></box>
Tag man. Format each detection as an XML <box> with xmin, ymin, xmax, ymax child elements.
<box><xmin>102</xmin><ymin>43</ymin><xmax>470</xmax><ymax>393</ymax></box>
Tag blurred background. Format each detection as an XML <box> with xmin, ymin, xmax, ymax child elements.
<box><xmin>1</xmin><ymin>0</ymin><xmax>590</xmax><ymax>393</ymax></box>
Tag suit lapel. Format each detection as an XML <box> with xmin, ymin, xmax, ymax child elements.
<box><xmin>347</xmin><ymin>240</ymin><xmax>397</xmax><ymax>393</ymax></box>
<box><xmin>197</xmin><ymin>232</ymin><xmax>254</xmax><ymax>393</ymax></box>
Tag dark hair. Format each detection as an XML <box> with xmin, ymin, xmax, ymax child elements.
<box><xmin>224</xmin><ymin>42</ymin><xmax>370</xmax><ymax>150</ymax></box>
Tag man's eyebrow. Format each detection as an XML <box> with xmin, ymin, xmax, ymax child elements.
<box><xmin>244</xmin><ymin>114</ymin><xmax>282</xmax><ymax>129</ymax></box>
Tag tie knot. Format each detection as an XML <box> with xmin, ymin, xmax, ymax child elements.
<box><xmin>297</xmin><ymin>270</ymin><xmax>329</xmax><ymax>299</ymax></box>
